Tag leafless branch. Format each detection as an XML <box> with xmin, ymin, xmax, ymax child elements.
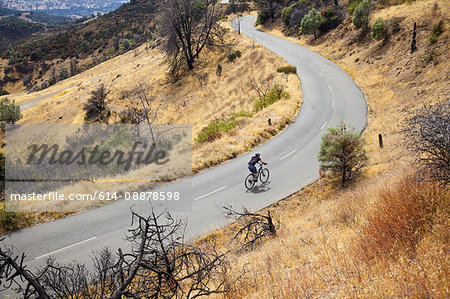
<box><xmin>402</xmin><ymin>100</ymin><xmax>449</xmax><ymax>185</ymax></box>
<box><xmin>223</xmin><ymin>206</ymin><xmax>276</xmax><ymax>252</ymax></box>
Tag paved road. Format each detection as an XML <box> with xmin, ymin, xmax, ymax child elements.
<box><xmin>18</xmin><ymin>76</ymin><xmax>104</xmax><ymax>111</ymax></box>
<box><xmin>3</xmin><ymin>15</ymin><xmax>366</xmax><ymax>283</ymax></box>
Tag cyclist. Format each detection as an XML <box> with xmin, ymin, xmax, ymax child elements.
<box><xmin>248</xmin><ymin>153</ymin><xmax>267</xmax><ymax>182</ymax></box>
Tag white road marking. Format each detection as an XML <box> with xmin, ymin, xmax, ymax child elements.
<box><xmin>319</xmin><ymin>73</ymin><xmax>324</xmax><ymax>78</ymax></box>
<box><xmin>321</xmin><ymin>121</ymin><xmax>328</xmax><ymax>130</ymax></box>
<box><xmin>328</xmin><ymin>85</ymin><xmax>332</xmax><ymax>92</ymax></box>
<box><xmin>332</xmin><ymin>101</ymin><xmax>335</xmax><ymax>109</ymax></box>
<box><xmin>194</xmin><ymin>186</ymin><xmax>228</xmax><ymax>201</ymax></box>
<box><xmin>35</xmin><ymin>236</ymin><xmax>97</xmax><ymax>260</ymax></box>
<box><xmin>280</xmin><ymin>149</ymin><xmax>298</xmax><ymax>160</ymax></box>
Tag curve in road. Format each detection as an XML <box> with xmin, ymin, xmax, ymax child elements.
<box><xmin>3</xmin><ymin>15</ymin><xmax>366</xmax><ymax>276</ymax></box>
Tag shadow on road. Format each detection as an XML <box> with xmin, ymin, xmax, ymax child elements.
<box><xmin>247</xmin><ymin>181</ymin><xmax>271</xmax><ymax>194</ymax></box>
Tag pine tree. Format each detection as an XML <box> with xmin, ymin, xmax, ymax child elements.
<box><xmin>301</xmin><ymin>8</ymin><xmax>323</xmax><ymax>39</ymax></box>
<box><xmin>318</xmin><ymin>123</ymin><xmax>367</xmax><ymax>187</ymax></box>
<box><xmin>353</xmin><ymin>0</ymin><xmax>370</xmax><ymax>29</ymax></box>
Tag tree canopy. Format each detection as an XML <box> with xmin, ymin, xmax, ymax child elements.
<box><xmin>301</xmin><ymin>8</ymin><xmax>323</xmax><ymax>39</ymax></box>
<box><xmin>318</xmin><ymin>123</ymin><xmax>367</xmax><ymax>187</ymax></box>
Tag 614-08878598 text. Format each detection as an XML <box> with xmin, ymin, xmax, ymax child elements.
<box><xmin>8</xmin><ymin>191</ymin><xmax>181</xmax><ymax>202</ymax></box>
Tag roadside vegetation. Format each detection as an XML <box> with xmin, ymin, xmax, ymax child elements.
<box><xmin>199</xmin><ymin>0</ymin><xmax>448</xmax><ymax>296</ymax></box>
<box><xmin>0</xmin><ymin>0</ymin><xmax>447</xmax><ymax>296</ymax></box>
<box><xmin>0</xmin><ymin>1</ymin><xmax>301</xmax><ymax>232</ymax></box>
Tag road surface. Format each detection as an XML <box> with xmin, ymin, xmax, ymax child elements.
<box><xmin>3</xmin><ymin>15</ymin><xmax>366</xmax><ymax>284</ymax></box>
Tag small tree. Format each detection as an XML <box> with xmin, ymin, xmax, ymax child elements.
<box><xmin>81</xmin><ymin>40</ymin><xmax>90</xmax><ymax>53</ymax></box>
<box><xmin>318</xmin><ymin>123</ymin><xmax>367</xmax><ymax>187</ymax></box>
<box><xmin>301</xmin><ymin>8</ymin><xmax>323</xmax><ymax>39</ymax></box>
<box><xmin>402</xmin><ymin>101</ymin><xmax>449</xmax><ymax>185</ymax></box>
<box><xmin>352</xmin><ymin>0</ymin><xmax>370</xmax><ymax>29</ymax></box>
<box><xmin>0</xmin><ymin>97</ymin><xmax>22</xmax><ymax>127</ymax></box>
<box><xmin>121</xmin><ymin>39</ymin><xmax>131</xmax><ymax>50</ymax></box>
<box><xmin>113</xmin><ymin>37</ymin><xmax>119</xmax><ymax>50</ymax></box>
<box><xmin>84</xmin><ymin>84</ymin><xmax>109</xmax><ymax>119</ymax></box>
<box><xmin>371</xmin><ymin>18</ymin><xmax>387</xmax><ymax>40</ymax></box>
<box><xmin>58</xmin><ymin>68</ymin><xmax>69</xmax><ymax>81</ymax></box>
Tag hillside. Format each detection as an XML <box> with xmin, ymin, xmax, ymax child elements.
<box><xmin>1</xmin><ymin>0</ymin><xmax>125</xmax><ymax>16</ymax></box>
<box><xmin>0</xmin><ymin>18</ymin><xmax>302</xmax><ymax>229</ymax></box>
<box><xmin>199</xmin><ymin>0</ymin><xmax>449</xmax><ymax>297</ymax></box>
<box><xmin>0</xmin><ymin>0</ymin><xmax>157</xmax><ymax>94</ymax></box>
<box><xmin>0</xmin><ymin>15</ymin><xmax>44</xmax><ymax>46</ymax></box>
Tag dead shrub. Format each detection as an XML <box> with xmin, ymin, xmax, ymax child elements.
<box><xmin>357</xmin><ymin>174</ymin><xmax>448</xmax><ymax>261</ymax></box>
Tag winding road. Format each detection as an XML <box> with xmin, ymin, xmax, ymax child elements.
<box><xmin>3</xmin><ymin>15</ymin><xmax>366</xmax><ymax>282</ymax></box>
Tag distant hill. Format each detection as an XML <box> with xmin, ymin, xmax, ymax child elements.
<box><xmin>1</xmin><ymin>0</ymin><xmax>127</xmax><ymax>17</ymax></box>
<box><xmin>0</xmin><ymin>0</ymin><xmax>158</xmax><ymax>92</ymax></box>
<box><xmin>0</xmin><ymin>16</ymin><xmax>44</xmax><ymax>46</ymax></box>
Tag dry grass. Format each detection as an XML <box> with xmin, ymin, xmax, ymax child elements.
<box><xmin>193</xmin><ymin>0</ymin><xmax>449</xmax><ymax>297</ymax></box>
<box><xmin>202</xmin><ymin>171</ymin><xmax>448</xmax><ymax>298</ymax></box>
<box><xmin>0</xmin><ymin>21</ymin><xmax>301</xmax><ymax>231</ymax></box>
<box><xmin>6</xmin><ymin>23</ymin><xmax>301</xmax><ymax>173</ymax></box>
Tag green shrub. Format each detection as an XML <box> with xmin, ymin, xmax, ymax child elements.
<box><xmin>253</xmin><ymin>84</ymin><xmax>290</xmax><ymax>112</ymax></box>
<box><xmin>320</xmin><ymin>7</ymin><xmax>341</xmax><ymax>32</ymax></box>
<box><xmin>429</xmin><ymin>20</ymin><xmax>444</xmax><ymax>44</ymax></box>
<box><xmin>256</xmin><ymin>9</ymin><xmax>270</xmax><ymax>25</ymax></box>
<box><xmin>230</xmin><ymin>109</ymin><xmax>253</xmax><ymax>118</ymax></box>
<box><xmin>8</xmin><ymin>48</ymin><xmax>22</xmax><ymax>65</ymax></box>
<box><xmin>81</xmin><ymin>40</ymin><xmax>90</xmax><ymax>52</ymax></box>
<box><xmin>348</xmin><ymin>0</ymin><xmax>359</xmax><ymax>14</ymax></box>
<box><xmin>196</xmin><ymin>118</ymin><xmax>237</xmax><ymax>143</ymax></box>
<box><xmin>281</xmin><ymin>4</ymin><xmax>296</xmax><ymax>26</ymax></box>
<box><xmin>30</xmin><ymin>48</ymin><xmax>41</xmax><ymax>61</ymax></box>
<box><xmin>0</xmin><ymin>97</ymin><xmax>22</xmax><ymax>127</ymax></box>
<box><xmin>58</xmin><ymin>67</ymin><xmax>69</xmax><ymax>81</ymax></box>
<box><xmin>277</xmin><ymin>65</ymin><xmax>297</xmax><ymax>74</ymax></box>
<box><xmin>122</xmin><ymin>39</ymin><xmax>131</xmax><ymax>50</ymax></box>
<box><xmin>429</xmin><ymin>34</ymin><xmax>438</xmax><ymax>44</ymax></box>
<box><xmin>371</xmin><ymin>18</ymin><xmax>387</xmax><ymax>40</ymax></box>
<box><xmin>0</xmin><ymin>90</ymin><xmax>9</xmax><ymax>96</ymax></box>
<box><xmin>228</xmin><ymin>50</ymin><xmax>241</xmax><ymax>62</ymax></box>
<box><xmin>0</xmin><ymin>204</ymin><xmax>33</xmax><ymax>232</ymax></box>
<box><xmin>353</xmin><ymin>0</ymin><xmax>370</xmax><ymax>29</ymax></box>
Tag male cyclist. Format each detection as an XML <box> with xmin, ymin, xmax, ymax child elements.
<box><xmin>248</xmin><ymin>153</ymin><xmax>267</xmax><ymax>182</ymax></box>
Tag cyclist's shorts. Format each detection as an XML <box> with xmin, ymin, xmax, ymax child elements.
<box><xmin>248</xmin><ymin>164</ymin><xmax>257</xmax><ymax>173</ymax></box>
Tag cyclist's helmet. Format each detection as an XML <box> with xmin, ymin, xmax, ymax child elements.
<box><xmin>255</xmin><ymin>153</ymin><xmax>260</xmax><ymax>158</ymax></box>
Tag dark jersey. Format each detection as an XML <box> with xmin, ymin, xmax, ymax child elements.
<box><xmin>248</xmin><ymin>155</ymin><xmax>261</xmax><ymax>166</ymax></box>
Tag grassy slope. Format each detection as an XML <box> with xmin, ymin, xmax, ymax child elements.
<box><xmin>197</xmin><ymin>0</ymin><xmax>449</xmax><ymax>297</ymax></box>
<box><xmin>0</xmin><ymin>23</ymin><xmax>302</xmax><ymax>232</ymax></box>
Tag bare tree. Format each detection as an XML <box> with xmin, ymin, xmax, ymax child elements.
<box><xmin>248</xmin><ymin>78</ymin><xmax>270</xmax><ymax>99</ymax></box>
<box><xmin>223</xmin><ymin>206</ymin><xmax>276</xmax><ymax>252</ymax></box>
<box><xmin>159</xmin><ymin>0</ymin><xmax>225</xmax><ymax>77</ymax></box>
<box><xmin>131</xmin><ymin>85</ymin><xmax>163</xmax><ymax>145</ymax></box>
<box><xmin>402</xmin><ymin>100</ymin><xmax>449</xmax><ymax>185</ymax></box>
<box><xmin>0</xmin><ymin>209</ymin><xmax>229</xmax><ymax>298</ymax></box>
<box><xmin>0</xmin><ymin>241</ymin><xmax>49</xmax><ymax>298</ymax></box>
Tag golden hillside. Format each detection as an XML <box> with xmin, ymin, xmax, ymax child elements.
<box><xmin>198</xmin><ymin>0</ymin><xmax>449</xmax><ymax>297</ymax></box>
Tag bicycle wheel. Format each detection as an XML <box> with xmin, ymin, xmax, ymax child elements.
<box><xmin>259</xmin><ymin>168</ymin><xmax>270</xmax><ymax>183</ymax></box>
<box><xmin>245</xmin><ymin>174</ymin><xmax>255</xmax><ymax>190</ymax></box>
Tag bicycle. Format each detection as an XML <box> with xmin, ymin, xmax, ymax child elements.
<box><xmin>245</xmin><ymin>162</ymin><xmax>269</xmax><ymax>190</ymax></box>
